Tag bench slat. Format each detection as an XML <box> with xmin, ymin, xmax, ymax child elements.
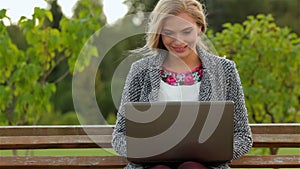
<box><xmin>1</xmin><ymin>134</ymin><xmax>299</xmax><ymax>149</ymax></box>
<box><xmin>0</xmin><ymin>125</ymin><xmax>114</xmax><ymax>136</ymax></box>
<box><xmin>250</xmin><ymin>124</ymin><xmax>300</xmax><ymax>134</ymax></box>
<box><xmin>229</xmin><ymin>155</ymin><xmax>300</xmax><ymax>168</ymax></box>
<box><xmin>0</xmin><ymin>155</ymin><xmax>299</xmax><ymax>168</ymax></box>
<box><xmin>253</xmin><ymin>134</ymin><xmax>300</xmax><ymax>147</ymax></box>
<box><xmin>1</xmin><ymin>124</ymin><xmax>299</xmax><ymax>136</ymax></box>
<box><xmin>0</xmin><ymin>135</ymin><xmax>112</xmax><ymax>149</ymax></box>
<box><xmin>0</xmin><ymin>156</ymin><xmax>127</xmax><ymax>169</ymax></box>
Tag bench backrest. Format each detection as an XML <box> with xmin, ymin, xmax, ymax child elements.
<box><xmin>0</xmin><ymin>124</ymin><xmax>299</xmax><ymax>168</ymax></box>
<box><xmin>1</xmin><ymin>124</ymin><xmax>299</xmax><ymax>149</ymax></box>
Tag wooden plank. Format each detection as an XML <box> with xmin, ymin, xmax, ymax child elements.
<box><xmin>0</xmin><ymin>135</ymin><xmax>112</xmax><ymax>149</ymax></box>
<box><xmin>0</xmin><ymin>124</ymin><xmax>299</xmax><ymax>136</ymax></box>
<box><xmin>230</xmin><ymin>155</ymin><xmax>300</xmax><ymax>168</ymax></box>
<box><xmin>252</xmin><ymin>134</ymin><xmax>300</xmax><ymax>147</ymax></box>
<box><xmin>0</xmin><ymin>155</ymin><xmax>299</xmax><ymax>168</ymax></box>
<box><xmin>0</xmin><ymin>156</ymin><xmax>128</xmax><ymax>169</ymax></box>
<box><xmin>0</xmin><ymin>125</ymin><xmax>114</xmax><ymax>136</ymax></box>
<box><xmin>250</xmin><ymin>123</ymin><xmax>300</xmax><ymax>134</ymax></box>
<box><xmin>1</xmin><ymin>133</ymin><xmax>299</xmax><ymax>149</ymax></box>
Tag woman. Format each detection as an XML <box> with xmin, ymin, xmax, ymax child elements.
<box><xmin>112</xmin><ymin>0</ymin><xmax>253</xmax><ymax>168</ymax></box>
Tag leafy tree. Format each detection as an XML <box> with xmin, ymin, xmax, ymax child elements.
<box><xmin>206</xmin><ymin>0</ymin><xmax>300</xmax><ymax>35</ymax></box>
<box><xmin>5</xmin><ymin>0</ymin><xmax>61</xmax><ymax>53</ymax></box>
<box><xmin>73</xmin><ymin>0</ymin><xmax>106</xmax><ymax>26</ymax></box>
<box><xmin>123</xmin><ymin>0</ymin><xmax>300</xmax><ymax>35</ymax></box>
<box><xmin>0</xmin><ymin>9</ymin><xmax>56</xmax><ymax>125</ymax></box>
<box><xmin>124</xmin><ymin>0</ymin><xmax>158</xmax><ymax>14</ymax></box>
<box><xmin>6</xmin><ymin>25</ymin><xmax>28</xmax><ymax>51</ymax></box>
<box><xmin>0</xmin><ymin>0</ymin><xmax>101</xmax><ymax>125</ymax></box>
<box><xmin>47</xmin><ymin>0</ymin><xmax>63</xmax><ymax>30</ymax></box>
<box><xmin>208</xmin><ymin>14</ymin><xmax>300</xmax><ymax>124</ymax></box>
<box><xmin>50</xmin><ymin>0</ymin><xmax>107</xmax><ymax>116</ymax></box>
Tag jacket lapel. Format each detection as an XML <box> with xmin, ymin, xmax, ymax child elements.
<box><xmin>148</xmin><ymin>51</ymin><xmax>167</xmax><ymax>101</ymax></box>
<box><xmin>198</xmin><ymin>68</ymin><xmax>212</xmax><ymax>101</ymax></box>
<box><xmin>197</xmin><ymin>46</ymin><xmax>212</xmax><ymax>101</ymax></box>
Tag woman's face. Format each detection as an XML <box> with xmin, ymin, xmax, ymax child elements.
<box><xmin>161</xmin><ymin>13</ymin><xmax>201</xmax><ymax>59</ymax></box>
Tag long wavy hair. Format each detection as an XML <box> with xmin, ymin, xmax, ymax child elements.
<box><xmin>129</xmin><ymin>0</ymin><xmax>209</xmax><ymax>56</ymax></box>
<box><xmin>146</xmin><ymin>0</ymin><xmax>207</xmax><ymax>52</ymax></box>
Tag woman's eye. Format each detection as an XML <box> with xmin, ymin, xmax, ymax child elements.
<box><xmin>163</xmin><ymin>31</ymin><xmax>173</xmax><ymax>35</ymax></box>
<box><xmin>183</xmin><ymin>30</ymin><xmax>192</xmax><ymax>35</ymax></box>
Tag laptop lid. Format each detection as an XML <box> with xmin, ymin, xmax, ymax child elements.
<box><xmin>125</xmin><ymin>101</ymin><xmax>234</xmax><ymax>164</ymax></box>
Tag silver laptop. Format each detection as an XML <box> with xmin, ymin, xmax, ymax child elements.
<box><xmin>125</xmin><ymin>101</ymin><xmax>234</xmax><ymax>164</ymax></box>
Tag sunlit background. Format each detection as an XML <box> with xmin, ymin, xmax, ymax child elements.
<box><xmin>0</xmin><ymin>0</ymin><xmax>128</xmax><ymax>24</ymax></box>
<box><xmin>0</xmin><ymin>0</ymin><xmax>299</xmax><ymax>126</ymax></box>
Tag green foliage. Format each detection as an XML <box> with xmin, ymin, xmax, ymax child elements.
<box><xmin>124</xmin><ymin>0</ymin><xmax>300</xmax><ymax>35</ymax></box>
<box><xmin>39</xmin><ymin>111</ymin><xmax>80</xmax><ymax>125</ymax></box>
<box><xmin>205</xmin><ymin>0</ymin><xmax>300</xmax><ymax>35</ymax></box>
<box><xmin>124</xmin><ymin>0</ymin><xmax>158</xmax><ymax>14</ymax></box>
<box><xmin>0</xmin><ymin>1</ymin><xmax>102</xmax><ymax>125</ymax></box>
<box><xmin>0</xmin><ymin>9</ymin><xmax>7</xmax><ymax>19</ymax></box>
<box><xmin>1</xmin><ymin>0</ymin><xmax>299</xmax><ymax>125</ymax></box>
<box><xmin>209</xmin><ymin>14</ymin><xmax>300</xmax><ymax>123</ymax></box>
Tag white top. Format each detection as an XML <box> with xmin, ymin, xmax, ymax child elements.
<box><xmin>158</xmin><ymin>80</ymin><xmax>200</xmax><ymax>101</ymax></box>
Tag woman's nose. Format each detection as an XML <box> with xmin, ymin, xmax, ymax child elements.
<box><xmin>173</xmin><ymin>36</ymin><xmax>184</xmax><ymax>45</ymax></box>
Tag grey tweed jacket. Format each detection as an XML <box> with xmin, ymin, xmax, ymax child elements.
<box><xmin>112</xmin><ymin>46</ymin><xmax>253</xmax><ymax>169</ymax></box>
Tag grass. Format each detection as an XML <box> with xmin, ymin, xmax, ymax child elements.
<box><xmin>0</xmin><ymin>147</ymin><xmax>298</xmax><ymax>156</ymax></box>
<box><xmin>278</xmin><ymin>148</ymin><xmax>299</xmax><ymax>154</ymax></box>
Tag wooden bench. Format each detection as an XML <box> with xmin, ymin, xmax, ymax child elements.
<box><xmin>0</xmin><ymin>124</ymin><xmax>299</xmax><ymax>168</ymax></box>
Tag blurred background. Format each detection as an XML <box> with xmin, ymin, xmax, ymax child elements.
<box><xmin>0</xmin><ymin>0</ymin><xmax>299</xmax><ymax>126</ymax></box>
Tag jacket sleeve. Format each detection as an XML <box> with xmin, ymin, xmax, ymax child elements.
<box><xmin>227</xmin><ymin>61</ymin><xmax>253</xmax><ymax>160</ymax></box>
<box><xmin>111</xmin><ymin>62</ymin><xmax>143</xmax><ymax>157</ymax></box>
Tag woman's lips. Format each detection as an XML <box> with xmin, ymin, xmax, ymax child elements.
<box><xmin>172</xmin><ymin>45</ymin><xmax>188</xmax><ymax>53</ymax></box>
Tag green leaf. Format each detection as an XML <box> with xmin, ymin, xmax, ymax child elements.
<box><xmin>45</xmin><ymin>10</ymin><xmax>53</xmax><ymax>22</ymax></box>
<box><xmin>0</xmin><ymin>9</ymin><xmax>6</xmax><ymax>19</ymax></box>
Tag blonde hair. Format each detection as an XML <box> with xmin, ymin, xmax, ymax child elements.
<box><xmin>146</xmin><ymin>0</ymin><xmax>207</xmax><ymax>51</ymax></box>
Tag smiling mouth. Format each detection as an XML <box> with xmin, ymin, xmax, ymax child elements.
<box><xmin>172</xmin><ymin>45</ymin><xmax>188</xmax><ymax>53</ymax></box>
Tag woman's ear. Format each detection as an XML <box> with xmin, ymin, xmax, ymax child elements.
<box><xmin>197</xmin><ymin>26</ymin><xmax>202</xmax><ymax>35</ymax></box>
